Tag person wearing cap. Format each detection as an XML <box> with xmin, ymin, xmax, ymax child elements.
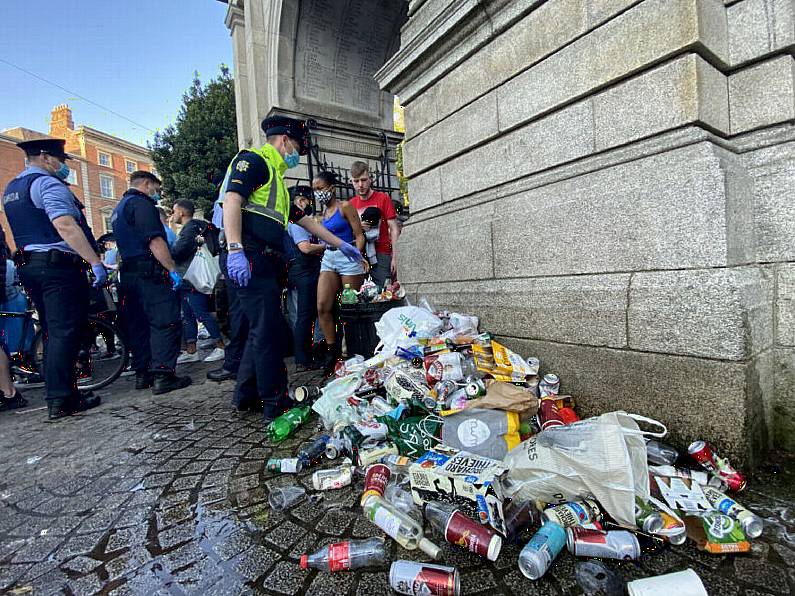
<box><xmin>220</xmin><ymin>115</ymin><xmax>363</xmax><ymax>421</ymax></box>
<box><xmin>111</xmin><ymin>171</ymin><xmax>191</xmax><ymax>396</ymax></box>
<box><xmin>285</xmin><ymin>185</ymin><xmax>325</xmax><ymax>371</ymax></box>
<box><xmin>2</xmin><ymin>138</ymin><xmax>105</xmax><ymax>420</ymax></box>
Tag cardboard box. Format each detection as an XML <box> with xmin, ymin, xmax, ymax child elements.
<box><xmin>409</xmin><ymin>445</ymin><xmax>508</xmax><ymax>536</ymax></box>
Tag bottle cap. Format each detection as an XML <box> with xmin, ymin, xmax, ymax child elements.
<box><xmin>299</xmin><ymin>554</ymin><xmax>308</xmax><ymax>569</ymax></box>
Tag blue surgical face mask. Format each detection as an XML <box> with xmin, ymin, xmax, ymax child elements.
<box><xmin>54</xmin><ymin>162</ymin><xmax>70</xmax><ymax>181</ymax></box>
<box><xmin>151</xmin><ymin>192</ymin><xmax>161</xmax><ymax>203</ymax></box>
<box><xmin>284</xmin><ymin>149</ymin><xmax>300</xmax><ymax>169</ymax></box>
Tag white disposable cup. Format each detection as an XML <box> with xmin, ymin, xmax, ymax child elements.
<box><xmin>627</xmin><ymin>569</ymin><xmax>708</xmax><ymax>596</ymax></box>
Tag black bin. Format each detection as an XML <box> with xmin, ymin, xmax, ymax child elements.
<box><xmin>339</xmin><ymin>300</ymin><xmax>403</xmax><ymax>359</ymax></box>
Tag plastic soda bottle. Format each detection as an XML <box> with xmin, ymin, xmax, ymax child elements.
<box><xmin>298</xmin><ymin>435</ymin><xmax>329</xmax><ymax>465</ymax></box>
<box><xmin>267</xmin><ymin>406</ymin><xmax>311</xmax><ymax>443</ymax></box>
<box><xmin>340</xmin><ymin>284</ymin><xmax>358</xmax><ymax>305</ymax></box>
<box><xmin>645</xmin><ymin>439</ymin><xmax>679</xmax><ymax>466</ymax></box>
<box><xmin>518</xmin><ymin>521</ymin><xmax>566</xmax><ymax>580</ymax></box>
<box><xmin>362</xmin><ymin>494</ymin><xmax>441</xmax><ymax>559</ymax></box>
<box><xmin>300</xmin><ymin>537</ymin><xmax>387</xmax><ymax>572</ymax></box>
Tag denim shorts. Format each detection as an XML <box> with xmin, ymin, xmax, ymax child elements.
<box><xmin>320</xmin><ymin>248</ymin><xmax>365</xmax><ymax>275</ymax></box>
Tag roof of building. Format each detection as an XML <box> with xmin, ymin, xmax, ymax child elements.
<box><xmin>75</xmin><ymin>125</ymin><xmax>151</xmax><ymax>157</ymax></box>
<box><xmin>1</xmin><ymin>127</ymin><xmax>52</xmax><ymax>141</ymax></box>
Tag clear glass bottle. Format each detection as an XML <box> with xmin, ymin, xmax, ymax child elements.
<box><xmin>362</xmin><ymin>494</ymin><xmax>440</xmax><ymax>559</ymax></box>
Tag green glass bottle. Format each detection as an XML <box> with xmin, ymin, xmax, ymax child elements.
<box><xmin>267</xmin><ymin>406</ymin><xmax>311</xmax><ymax>442</ymax></box>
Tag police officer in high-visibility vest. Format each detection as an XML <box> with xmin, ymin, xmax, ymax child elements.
<box><xmin>112</xmin><ymin>171</ymin><xmax>191</xmax><ymax>395</ymax></box>
<box><xmin>2</xmin><ymin>138</ymin><xmax>106</xmax><ymax>420</ymax></box>
<box><xmin>221</xmin><ymin>116</ymin><xmax>363</xmax><ymax>421</ymax></box>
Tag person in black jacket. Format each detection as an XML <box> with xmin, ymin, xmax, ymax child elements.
<box><xmin>169</xmin><ymin>199</ymin><xmax>225</xmax><ymax>364</ymax></box>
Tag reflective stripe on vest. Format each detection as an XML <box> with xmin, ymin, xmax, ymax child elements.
<box><xmin>220</xmin><ymin>145</ymin><xmax>289</xmax><ymax>229</ymax></box>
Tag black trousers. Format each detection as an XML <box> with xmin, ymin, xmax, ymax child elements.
<box><xmin>232</xmin><ymin>251</ymin><xmax>290</xmax><ymax>418</ymax></box>
<box><xmin>119</xmin><ymin>268</ymin><xmax>181</xmax><ymax>374</ymax></box>
<box><xmin>220</xmin><ymin>250</ymin><xmax>248</xmax><ymax>374</ymax></box>
<box><xmin>287</xmin><ymin>260</ymin><xmax>320</xmax><ymax>367</ymax></box>
<box><xmin>19</xmin><ymin>261</ymin><xmax>89</xmax><ymax>404</ymax></box>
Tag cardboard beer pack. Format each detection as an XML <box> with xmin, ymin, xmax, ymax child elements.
<box><xmin>408</xmin><ymin>445</ymin><xmax>509</xmax><ymax>535</ymax></box>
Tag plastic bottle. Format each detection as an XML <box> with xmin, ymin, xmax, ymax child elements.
<box><xmin>384</xmin><ymin>484</ymin><xmax>422</xmax><ymax>522</ymax></box>
<box><xmin>646</xmin><ymin>439</ymin><xmax>679</xmax><ymax>466</ymax></box>
<box><xmin>701</xmin><ymin>485</ymin><xmax>763</xmax><ymax>538</ymax></box>
<box><xmin>425</xmin><ymin>501</ymin><xmax>502</xmax><ymax>561</ymax></box>
<box><xmin>300</xmin><ymin>537</ymin><xmax>387</xmax><ymax>572</ymax></box>
<box><xmin>575</xmin><ymin>560</ymin><xmax>624</xmax><ymax>596</ymax></box>
<box><xmin>267</xmin><ymin>406</ymin><xmax>311</xmax><ymax>443</ymax></box>
<box><xmin>634</xmin><ymin>497</ymin><xmax>665</xmax><ymax>534</ymax></box>
<box><xmin>518</xmin><ymin>521</ymin><xmax>566</xmax><ymax>580</ymax></box>
<box><xmin>297</xmin><ymin>435</ymin><xmax>329</xmax><ymax>466</ymax></box>
<box><xmin>340</xmin><ymin>283</ymin><xmax>358</xmax><ymax>305</ymax></box>
<box><xmin>362</xmin><ymin>494</ymin><xmax>441</xmax><ymax>559</ymax></box>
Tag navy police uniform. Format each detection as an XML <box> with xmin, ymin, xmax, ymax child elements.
<box><xmin>2</xmin><ymin>139</ymin><xmax>97</xmax><ymax>414</ymax></box>
<box><xmin>112</xmin><ymin>188</ymin><xmax>181</xmax><ymax>376</ymax></box>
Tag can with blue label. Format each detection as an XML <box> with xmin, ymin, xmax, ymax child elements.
<box><xmin>518</xmin><ymin>521</ymin><xmax>566</xmax><ymax>580</ymax></box>
<box><xmin>543</xmin><ymin>499</ymin><xmax>602</xmax><ymax>528</ymax></box>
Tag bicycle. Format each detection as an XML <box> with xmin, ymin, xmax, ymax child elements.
<box><xmin>0</xmin><ymin>285</ymin><xmax>129</xmax><ymax>392</ymax></box>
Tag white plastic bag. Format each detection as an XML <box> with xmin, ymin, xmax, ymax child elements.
<box><xmin>503</xmin><ymin>412</ymin><xmax>664</xmax><ymax>528</ymax></box>
<box><xmin>312</xmin><ymin>374</ymin><xmax>362</xmax><ymax>430</ymax></box>
<box><xmin>374</xmin><ymin>305</ymin><xmax>442</xmax><ymax>354</ymax></box>
<box><xmin>184</xmin><ymin>245</ymin><xmax>221</xmax><ymax>294</ymax></box>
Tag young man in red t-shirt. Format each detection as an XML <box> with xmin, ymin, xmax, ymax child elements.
<box><xmin>349</xmin><ymin>161</ymin><xmax>401</xmax><ymax>288</ymax></box>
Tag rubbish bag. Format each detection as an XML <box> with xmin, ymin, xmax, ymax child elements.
<box><xmin>379</xmin><ymin>413</ymin><xmax>441</xmax><ymax>458</ymax></box>
<box><xmin>312</xmin><ymin>374</ymin><xmax>362</xmax><ymax>430</ymax></box>
<box><xmin>503</xmin><ymin>412</ymin><xmax>665</xmax><ymax>528</ymax></box>
<box><xmin>184</xmin><ymin>245</ymin><xmax>221</xmax><ymax>294</ymax></box>
<box><xmin>374</xmin><ymin>305</ymin><xmax>443</xmax><ymax>354</ymax></box>
<box><xmin>441</xmin><ymin>408</ymin><xmax>522</xmax><ymax>460</ymax></box>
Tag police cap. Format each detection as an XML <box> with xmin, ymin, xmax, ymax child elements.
<box><xmin>261</xmin><ymin>116</ymin><xmax>308</xmax><ymax>155</ymax></box>
<box><xmin>289</xmin><ymin>185</ymin><xmax>313</xmax><ymax>200</ymax></box>
<box><xmin>16</xmin><ymin>138</ymin><xmax>71</xmax><ymax>160</ymax></box>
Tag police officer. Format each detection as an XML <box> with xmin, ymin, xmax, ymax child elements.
<box><xmin>111</xmin><ymin>171</ymin><xmax>191</xmax><ymax>395</ymax></box>
<box><xmin>221</xmin><ymin>115</ymin><xmax>363</xmax><ymax>421</ymax></box>
<box><xmin>2</xmin><ymin>138</ymin><xmax>106</xmax><ymax>420</ymax></box>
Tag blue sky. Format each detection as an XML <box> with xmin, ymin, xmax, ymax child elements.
<box><xmin>0</xmin><ymin>0</ymin><xmax>233</xmax><ymax>148</ymax></box>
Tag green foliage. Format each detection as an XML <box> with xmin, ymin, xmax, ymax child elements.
<box><xmin>395</xmin><ymin>141</ymin><xmax>410</xmax><ymax>210</ymax></box>
<box><xmin>149</xmin><ymin>66</ymin><xmax>238</xmax><ymax>215</ymax></box>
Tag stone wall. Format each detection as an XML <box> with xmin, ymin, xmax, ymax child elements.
<box><xmin>377</xmin><ymin>0</ymin><xmax>795</xmax><ymax>465</ymax></box>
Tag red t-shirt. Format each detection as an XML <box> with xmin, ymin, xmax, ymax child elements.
<box><xmin>350</xmin><ymin>191</ymin><xmax>397</xmax><ymax>255</ymax></box>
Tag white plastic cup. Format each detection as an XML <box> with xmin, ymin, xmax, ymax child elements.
<box><xmin>627</xmin><ymin>569</ymin><xmax>708</xmax><ymax>596</ymax></box>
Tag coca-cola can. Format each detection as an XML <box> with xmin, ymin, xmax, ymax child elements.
<box><xmin>361</xmin><ymin>463</ymin><xmax>391</xmax><ymax>505</ymax></box>
<box><xmin>389</xmin><ymin>561</ymin><xmax>460</xmax><ymax>596</ymax></box>
<box><xmin>688</xmin><ymin>440</ymin><xmax>747</xmax><ymax>492</ymax></box>
<box><xmin>538</xmin><ymin>399</ymin><xmax>564</xmax><ymax>430</ymax></box>
<box><xmin>566</xmin><ymin>527</ymin><xmax>641</xmax><ymax>560</ymax></box>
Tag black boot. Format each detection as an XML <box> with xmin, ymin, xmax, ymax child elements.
<box><xmin>0</xmin><ymin>389</ymin><xmax>27</xmax><ymax>412</ymax></box>
<box><xmin>207</xmin><ymin>367</ymin><xmax>236</xmax><ymax>382</ymax></box>
<box><xmin>135</xmin><ymin>372</ymin><xmax>155</xmax><ymax>390</ymax></box>
<box><xmin>47</xmin><ymin>401</ymin><xmax>71</xmax><ymax>421</ymax></box>
<box><xmin>73</xmin><ymin>391</ymin><xmax>101</xmax><ymax>412</ymax></box>
<box><xmin>152</xmin><ymin>373</ymin><xmax>192</xmax><ymax>395</ymax></box>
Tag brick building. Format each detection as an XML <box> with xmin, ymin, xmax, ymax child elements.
<box><xmin>0</xmin><ymin>105</ymin><xmax>154</xmax><ymax>249</ymax></box>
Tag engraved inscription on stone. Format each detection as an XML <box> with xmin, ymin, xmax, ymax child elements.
<box><xmin>295</xmin><ymin>0</ymin><xmax>401</xmax><ymax>113</ymax></box>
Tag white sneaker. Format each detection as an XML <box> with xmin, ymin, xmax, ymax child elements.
<box><xmin>176</xmin><ymin>351</ymin><xmax>201</xmax><ymax>364</ymax></box>
<box><xmin>203</xmin><ymin>347</ymin><xmax>225</xmax><ymax>363</ymax></box>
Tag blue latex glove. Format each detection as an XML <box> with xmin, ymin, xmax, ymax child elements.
<box><xmin>169</xmin><ymin>271</ymin><xmax>182</xmax><ymax>290</ymax></box>
<box><xmin>226</xmin><ymin>251</ymin><xmax>251</xmax><ymax>287</ymax></box>
<box><xmin>338</xmin><ymin>242</ymin><xmax>363</xmax><ymax>263</ymax></box>
<box><xmin>91</xmin><ymin>263</ymin><xmax>108</xmax><ymax>288</ymax></box>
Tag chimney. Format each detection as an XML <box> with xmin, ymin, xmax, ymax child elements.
<box><xmin>49</xmin><ymin>104</ymin><xmax>74</xmax><ymax>138</ymax></box>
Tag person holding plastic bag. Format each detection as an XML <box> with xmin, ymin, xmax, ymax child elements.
<box><xmin>170</xmin><ymin>199</ymin><xmax>225</xmax><ymax>364</ymax></box>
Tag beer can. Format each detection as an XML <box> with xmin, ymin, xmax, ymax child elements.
<box><xmin>389</xmin><ymin>561</ymin><xmax>460</xmax><ymax>596</ymax></box>
<box><xmin>434</xmin><ymin>380</ymin><xmax>458</xmax><ymax>403</ymax></box>
<box><xmin>444</xmin><ymin>510</ymin><xmax>502</xmax><ymax>561</ymax></box>
<box><xmin>566</xmin><ymin>527</ymin><xmax>641</xmax><ymax>560</ymax></box>
<box><xmin>422</xmin><ymin>394</ymin><xmax>439</xmax><ymax>411</ymax></box>
<box><xmin>464</xmin><ymin>378</ymin><xmax>487</xmax><ymax>398</ymax></box>
<box><xmin>358</xmin><ymin>443</ymin><xmax>398</xmax><ymax>467</ymax></box>
<box><xmin>312</xmin><ymin>465</ymin><xmax>353</xmax><ymax>490</ymax></box>
<box><xmin>353</xmin><ymin>421</ymin><xmax>389</xmax><ymax>445</ymax></box>
<box><xmin>688</xmin><ymin>440</ymin><xmax>747</xmax><ymax>492</ymax></box>
<box><xmin>538</xmin><ymin>373</ymin><xmax>560</xmax><ymax>397</ymax></box>
<box><xmin>361</xmin><ymin>463</ymin><xmax>391</xmax><ymax>505</ymax></box>
<box><xmin>325</xmin><ymin>436</ymin><xmax>344</xmax><ymax>460</ymax></box>
<box><xmin>537</xmin><ymin>399</ymin><xmax>564</xmax><ymax>430</ymax></box>
<box><xmin>266</xmin><ymin>458</ymin><xmax>303</xmax><ymax>474</ymax></box>
<box><xmin>543</xmin><ymin>500</ymin><xmax>602</xmax><ymax>528</ymax></box>
<box><xmin>294</xmin><ymin>385</ymin><xmax>321</xmax><ymax>403</ymax></box>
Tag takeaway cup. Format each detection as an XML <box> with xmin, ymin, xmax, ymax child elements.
<box><xmin>626</xmin><ymin>569</ymin><xmax>707</xmax><ymax>596</ymax></box>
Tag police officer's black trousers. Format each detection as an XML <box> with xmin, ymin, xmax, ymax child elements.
<box><xmin>288</xmin><ymin>260</ymin><xmax>320</xmax><ymax>367</ymax></box>
<box><xmin>232</xmin><ymin>251</ymin><xmax>289</xmax><ymax>419</ymax></box>
<box><xmin>220</xmin><ymin>250</ymin><xmax>248</xmax><ymax>374</ymax></box>
<box><xmin>19</xmin><ymin>261</ymin><xmax>89</xmax><ymax>405</ymax></box>
<box><xmin>119</xmin><ymin>269</ymin><xmax>181</xmax><ymax>374</ymax></box>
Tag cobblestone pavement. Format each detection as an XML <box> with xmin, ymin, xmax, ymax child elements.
<box><xmin>1</xmin><ymin>358</ymin><xmax>795</xmax><ymax>595</ymax></box>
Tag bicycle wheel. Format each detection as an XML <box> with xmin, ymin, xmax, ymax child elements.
<box><xmin>34</xmin><ymin>315</ymin><xmax>129</xmax><ymax>391</ymax></box>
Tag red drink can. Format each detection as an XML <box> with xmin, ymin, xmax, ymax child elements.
<box><xmin>361</xmin><ymin>463</ymin><xmax>391</xmax><ymax>505</ymax></box>
<box><xmin>566</xmin><ymin>527</ymin><xmax>641</xmax><ymax>560</ymax></box>
<box><xmin>445</xmin><ymin>510</ymin><xmax>502</xmax><ymax>561</ymax></box>
<box><xmin>688</xmin><ymin>440</ymin><xmax>747</xmax><ymax>492</ymax></box>
<box><xmin>389</xmin><ymin>561</ymin><xmax>461</xmax><ymax>596</ymax></box>
<box><xmin>538</xmin><ymin>399</ymin><xmax>564</xmax><ymax>430</ymax></box>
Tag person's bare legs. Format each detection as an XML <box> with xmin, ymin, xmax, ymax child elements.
<box><xmin>0</xmin><ymin>350</ymin><xmax>16</xmax><ymax>396</ymax></box>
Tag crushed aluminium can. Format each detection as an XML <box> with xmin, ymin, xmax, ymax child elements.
<box><xmin>312</xmin><ymin>465</ymin><xmax>353</xmax><ymax>490</ymax></box>
<box><xmin>566</xmin><ymin>527</ymin><xmax>641</xmax><ymax>560</ymax></box>
<box><xmin>543</xmin><ymin>500</ymin><xmax>602</xmax><ymax>528</ymax></box>
<box><xmin>389</xmin><ymin>561</ymin><xmax>460</xmax><ymax>596</ymax></box>
<box><xmin>688</xmin><ymin>440</ymin><xmax>747</xmax><ymax>492</ymax></box>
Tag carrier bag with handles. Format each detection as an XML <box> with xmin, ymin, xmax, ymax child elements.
<box><xmin>502</xmin><ymin>411</ymin><xmax>666</xmax><ymax>528</ymax></box>
<box><xmin>183</xmin><ymin>244</ymin><xmax>221</xmax><ymax>294</ymax></box>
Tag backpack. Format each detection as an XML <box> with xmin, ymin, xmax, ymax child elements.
<box><xmin>201</xmin><ymin>222</ymin><xmax>221</xmax><ymax>256</ymax></box>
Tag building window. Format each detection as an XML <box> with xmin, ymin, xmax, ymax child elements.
<box><xmin>66</xmin><ymin>169</ymin><xmax>78</xmax><ymax>185</ymax></box>
<box><xmin>99</xmin><ymin>174</ymin><xmax>114</xmax><ymax>199</ymax></box>
<box><xmin>98</xmin><ymin>151</ymin><xmax>111</xmax><ymax>167</ymax></box>
<box><xmin>125</xmin><ymin>159</ymin><xmax>136</xmax><ymax>174</ymax></box>
<box><xmin>103</xmin><ymin>215</ymin><xmax>113</xmax><ymax>233</ymax></box>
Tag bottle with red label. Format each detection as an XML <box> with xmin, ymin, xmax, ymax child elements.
<box><xmin>424</xmin><ymin>500</ymin><xmax>503</xmax><ymax>561</ymax></box>
<box><xmin>300</xmin><ymin>537</ymin><xmax>387</xmax><ymax>572</ymax></box>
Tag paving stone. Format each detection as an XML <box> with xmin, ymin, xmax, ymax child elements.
<box><xmin>212</xmin><ymin>529</ymin><xmax>257</xmax><ymax>561</ymax></box>
<box><xmin>263</xmin><ymin>520</ymin><xmax>308</xmax><ymax>551</ymax></box>
<box><xmin>305</xmin><ymin>571</ymin><xmax>356</xmax><ymax>595</ymax></box>
<box><xmin>60</xmin><ymin>554</ymin><xmax>101</xmax><ymax>575</ymax></box>
<box><xmin>10</xmin><ymin>536</ymin><xmax>63</xmax><ymax>563</ymax></box>
<box><xmin>734</xmin><ymin>557</ymin><xmax>792</xmax><ymax>594</ymax></box>
<box><xmin>66</xmin><ymin>572</ymin><xmax>103</xmax><ymax>595</ymax></box>
<box><xmin>262</xmin><ymin>560</ymin><xmax>310</xmax><ymax>595</ymax></box>
<box><xmin>314</xmin><ymin>509</ymin><xmax>356</xmax><ymax>537</ymax></box>
<box><xmin>355</xmin><ymin>571</ymin><xmax>392</xmax><ymax>596</ymax></box>
<box><xmin>233</xmin><ymin>545</ymin><xmax>280</xmax><ymax>581</ymax></box>
<box><xmin>158</xmin><ymin>523</ymin><xmax>196</xmax><ymax>550</ymax></box>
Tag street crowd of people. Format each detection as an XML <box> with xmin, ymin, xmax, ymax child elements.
<box><xmin>0</xmin><ymin>115</ymin><xmax>400</xmax><ymax>423</ymax></box>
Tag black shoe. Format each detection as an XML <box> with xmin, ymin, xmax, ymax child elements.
<box><xmin>135</xmin><ymin>372</ymin><xmax>155</xmax><ymax>390</ymax></box>
<box><xmin>152</xmin><ymin>374</ymin><xmax>192</xmax><ymax>395</ymax></box>
<box><xmin>47</xmin><ymin>402</ymin><xmax>72</xmax><ymax>421</ymax></box>
<box><xmin>73</xmin><ymin>391</ymin><xmax>101</xmax><ymax>412</ymax></box>
<box><xmin>0</xmin><ymin>390</ymin><xmax>27</xmax><ymax>412</ymax></box>
<box><xmin>207</xmin><ymin>368</ymin><xmax>236</xmax><ymax>382</ymax></box>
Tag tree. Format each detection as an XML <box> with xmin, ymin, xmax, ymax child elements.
<box><xmin>150</xmin><ymin>66</ymin><xmax>238</xmax><ymax>215</ymax></box>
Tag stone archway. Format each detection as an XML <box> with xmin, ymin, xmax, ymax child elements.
<box><xmin>222</xmin><ymin>0</ymin><xmax>407</xmax><ymax>189</ymax></box>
